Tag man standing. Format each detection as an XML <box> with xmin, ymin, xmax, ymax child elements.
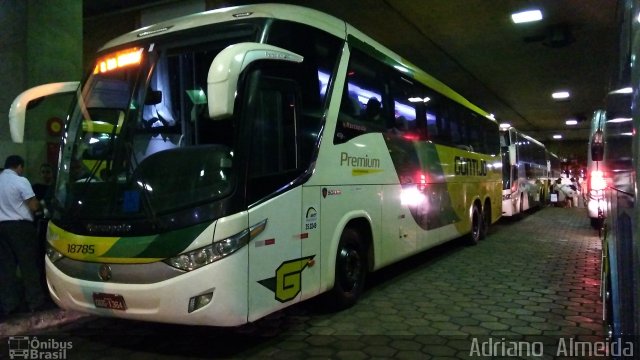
<box><xmin>0</xmin><ymin>155</ymin><xmax>48</xmax><ymax>315</ymax></box>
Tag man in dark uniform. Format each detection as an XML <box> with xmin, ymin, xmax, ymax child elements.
<box><xmin>0</xmin><ymin>155</ymin><xmax>49</xmax><ymax>316</ymax></box>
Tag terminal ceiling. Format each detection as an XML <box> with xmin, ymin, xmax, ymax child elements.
<box><xmin>85</xmin><ymin>0</ymin><xmax>620</xmax><ymax>143</ymax></box>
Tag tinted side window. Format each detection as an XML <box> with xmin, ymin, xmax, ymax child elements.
<box><xmin>266</xmin><ymin>20</ymin><xmax>342</xmax><ymax>162</ymax></box>
<box><xmin>423</xmin><ymin>92</ymin><xmax>499</xmax><ymax>154</ymax></box>
<box><xmin>388</xmin><ymin>74</ymin><xmax>430</xmax><ymax>139</ymax></box>
<box><xmin>244</xmin><ymin>68</ymin><xmax>301</xmax><ymax>203</ymax></box>
<box><xmin>335</xmin><ymin>48</ymin><xmax>389</xmax><ymax>144</ymax></box>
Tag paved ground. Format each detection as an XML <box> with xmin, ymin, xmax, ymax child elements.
<box><xmin>0</xmin><ymin>206</ymin><xmax>609</xmax><ymax>359</ymax></box>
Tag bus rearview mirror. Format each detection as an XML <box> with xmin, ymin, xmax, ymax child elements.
<box><xmin>145</xmin><ymin>90</ymin><xmax>162</xmax><ymax>105</ymax></box>
<box><xmin>207</xmin><ymin>42</ymin><xmax>303</xmax><ymax>120</ymax></box>
<box><xmin>8</xmin><ymin>81</ymin><xmax>79</xmax><ymax>143</ymax></box>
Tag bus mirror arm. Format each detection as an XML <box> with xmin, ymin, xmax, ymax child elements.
<box><xmin>207</xmin><ymin>42</ymin><xmax>303</xmax><ymax>120</ymax></box>
<box><xmin>591</xmin><ymin>129</ymin><xmax>604</xmax><ymax>162</ymax></box>
<box><xmin>8</xmin><ymin>81</ymin><xmax>79</xmax><ymax>143</ymax></box>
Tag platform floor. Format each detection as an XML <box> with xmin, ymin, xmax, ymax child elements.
<box><xmin>1</xmin><ymin>206</ymin><xmax>608</xmax><ymax>359</ymax></box>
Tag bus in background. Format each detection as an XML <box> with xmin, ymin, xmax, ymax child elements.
<box><xmin>600</xmin><ymin>85</ymin><xmax>635</xmax><ymax>341</ymax></box>
<box><xmin>596</xmin><ymin>0</ymin><xmax>639</xmax><ymax>346</ymax></box>
<box><xmin>8</xmin><ymin>4</ymin><xmax>501</xmax><ymax>327</ymax></box>
<box><xmin>586</xmin><ymin>109</ymin><xmax>607</xmax><ymax>229</ymax></box>
<box><xmin>500</xmin><ymin>126</ymin><xmax>549</xmax><ymax>217</ymax></box>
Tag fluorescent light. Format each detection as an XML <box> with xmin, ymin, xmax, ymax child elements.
<box><xmin>511</xmin><ymin>10</ymin><xmax>543</xmax><ymax>24</ymax></box>
<box><xmin>499</xmin><ymin>123</ymin><xmax>511</xmax><ymax>129</ymax></box>
<box><xmin>553</xmin><ymin>134</ymin><xmax>562</xmax><ymax>139</ymax></box>
<box><xmin>609</xmin><ymin>87</ymin><xmax>632</xmax><ymax>94</ymax></box>
<box><xmin>607</xmin><ymin>117</ymin><xmax>632</xmax><ymax>123</ymax></box>
<box><xmin>565</xmin><ymin>120</ymin><xmax>578</xmax><ymax>125</ymax></box>
<box><xmin>552</xmin><ymin>91</ymin><xmax>570</xmax><ymax>100</ymax></box>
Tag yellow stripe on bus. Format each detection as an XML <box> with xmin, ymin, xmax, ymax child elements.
<box><xmin>352</xmin><ymin>168</ymin><xmax>384</xmax><ymax>176</ymax></box>
<box><xmin>47</xmin><ymin>222</ymin><xmax>161</xmax><ymax>263</ymax></box>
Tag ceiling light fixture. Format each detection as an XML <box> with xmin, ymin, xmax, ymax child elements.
<box><xmin>552</xmin><ymin>91</ymin><xmax>570</xmax><ymax>100</ymax></box>
<box><xmin>553</xmin><ymin>134</ymin><xmax>563</xmax><ymax>139</ymax></box>
<box><xmin>565</xmin><ymin>119</ymin><xmax>578</xmax><ymax>125</ymax></box>
<box><xmin>499</xmin><ymin>123</ymin><xmax>511</xmax><ymax>129</ymax></box>
<box><xmin>511</xmin><ymin>10</ymin><xmax>543</xmax><ymax>24</ymax></box>
<box><xmin>609</xmin><ymin>87</ymin><xmax>632</xmax><ymax>95</ymax></box>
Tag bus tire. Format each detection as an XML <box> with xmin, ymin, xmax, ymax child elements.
<box><xmin>328</xmin><ymin>227</ymin><xmax>367</xmax><ymax>310</ymax></box>
<box><xmin>467</xmin><ymin>205</ymin><xmax>481</xmax><ymax>245</ymax></box>
<box><xmin>480</xmin><ymin>201</ymin><xmax>490</xmax><ymax>239</ymax></box>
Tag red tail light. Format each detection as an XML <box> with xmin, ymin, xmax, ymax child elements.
<box><xmin>402</xmin><ymin>133</ymin><xmax>421</xmax><ymax>141</ymax></box>
<box><xmin>415</xmin><ymin>172</ymin><xmax>428</xmax><ymax>191</ymax></box>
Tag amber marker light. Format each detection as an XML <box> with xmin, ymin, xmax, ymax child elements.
<box><xmin>93</xmin><ymin>47</ymin><xmax>143</xmax><ymax>74</ymax></box>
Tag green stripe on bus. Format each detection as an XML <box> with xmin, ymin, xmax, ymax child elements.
<box><xmin>102</xmin><ymin>222</ymin><xmax>211</xmax><ymax>258</ymax></box>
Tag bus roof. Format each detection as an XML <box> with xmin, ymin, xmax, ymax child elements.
<box><xmin>99</xmin><ymin>3</ymin><xmax>493</xmax><ymax>122</ymax></box>
<box><xmin>100</xmin><ymin>4</ymin><xmax>346</xmax><ymax>51</ymax></box>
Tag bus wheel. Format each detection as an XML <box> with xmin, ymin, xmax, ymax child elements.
<box><xmin>480</xmin><ymin>203</ymin><xmax>490</xmax><ymax>240</ymax></box>
<box><xmin>329</xmin><ymin>227</ymin><xmax>367</xmax><ymax>310</ymax></box>
<box><xmin>467</xmin><ymin>205</ymin><xmax>481</xmax><ymax>245</ymax></box>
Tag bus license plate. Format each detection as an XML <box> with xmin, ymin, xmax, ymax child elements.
<box><xmin>93</xmin><ymin>293</ymin><xmax>127</xmax><ymax>311</ymax></box>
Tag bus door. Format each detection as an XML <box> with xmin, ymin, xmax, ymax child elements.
<box><xmin>244</xmin><ymin>72</ymin><xmax>305</xmax><ymax>322</ymax></box>
<box><xmin>247</xmin><ymin>190</ymin><xmax>302</xmax><ymax>322</ymax></box>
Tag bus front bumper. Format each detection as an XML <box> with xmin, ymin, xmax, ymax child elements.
<box><xmin>45</xmin><ymin>248</ymin><xmax>249</xmax><ymax>327</ymax></box>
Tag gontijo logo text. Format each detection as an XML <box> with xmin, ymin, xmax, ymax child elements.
<box><xmin>454</xmin><ymin>156</ymin><xmax>487</xmax><ymax>176</ymax></box>
<box><xmin>8</xmin><ymin>336</ymin><xmax>73</xmax><ymax>359</ymax></box>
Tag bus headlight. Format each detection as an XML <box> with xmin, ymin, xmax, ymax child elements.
<box><xmin>164</xmin><ymin>230</ymin><xmax>249</xmax><ymax>271</ymax></box>
<box><xmin>164</xmin><ymin>219</ymin><xmax>267</xmax><ymax>272</ymax></box>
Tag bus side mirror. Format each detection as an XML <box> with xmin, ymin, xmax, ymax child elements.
<box><xmin>591</xmin><ymin>129</ymin><xmax>604</xmax><ymax>162</ymax></box>
<box><xmin>8</xmin><ymin>82</ymin><xmax>79</xmax><ymax>143</ymax></box>
<box><xmin>207</xmin><ymin>42</ymin><xmax>303</xmax><ymax>120</ymax></box>
<box><xmin>144</xmin><ymin>90</ymin><xmax>162</xmax><ymax>105</ymax></box>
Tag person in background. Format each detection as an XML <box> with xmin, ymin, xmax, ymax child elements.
<box><xmin>570</xmin><ymin>177</ymin><xmax>580</xmax><ymax>208</ymax></box>
<box><xmin>32</xmin><ymin>163</ymin><xmax>54</xmax><ymax>215</ymax></box>
<box><xmin>388</xmin><ymin>116</ymin><xmax>407</xmax><ymax>136</ymax></box>
<box><xmin>0</xmin><ymin>155</ymin><xmax>50</xmax><ymax>316</ymax></box>
<box><xmin>32</xmin><ymin>163</ymin><xmax>55</xmax><ymax>287</ymax></box>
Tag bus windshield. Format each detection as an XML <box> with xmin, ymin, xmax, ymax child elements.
<box><xmin>53</xmin><ymin>23</ymin><xmax>259</xmax><ymax>233</ymax></box>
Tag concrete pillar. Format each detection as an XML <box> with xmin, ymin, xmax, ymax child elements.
<box><xmin>0</xmin><ymin>0</ymin><xmax>27</xmax><ymax>165</ymax></box>
<box><xmin>0</xmin><ymin>0</ymin><xmax>82</xmax><ymax>180</ymax></box>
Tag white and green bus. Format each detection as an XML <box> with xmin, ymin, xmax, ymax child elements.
<box><xmin>595</xmin><ymin>0</ymin><xmax>640</xmax><ymax>346</ymax></box>
<box><xmin>9</xmin><ymin>4</ymin><xmax>501</xmax><ymax>326</ymax></box>
<box><xmin>499</xmin><ymin>126</ymin><xmax>551</xmax><ymax>217</ymax></box>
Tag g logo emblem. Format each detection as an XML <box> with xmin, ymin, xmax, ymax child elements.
<box><xmin>99</xmin><ymin>264</ymin><xmax>112</xmax><ymax>281</ymax></box>
<box><xmin>258</xmin><ymin>256</ymin><xmax>315</xmax><ymax>302</ymax></box>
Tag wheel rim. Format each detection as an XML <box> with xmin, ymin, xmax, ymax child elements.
<box><xmin>472</xmin><ymin>209</ymin><xmax>480</xmax><ymax>241</ymax></box>
<box><xmin>338</xmin><ymin>246</ymin><xmax>362</xmax><ymax>292</ymax></box>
